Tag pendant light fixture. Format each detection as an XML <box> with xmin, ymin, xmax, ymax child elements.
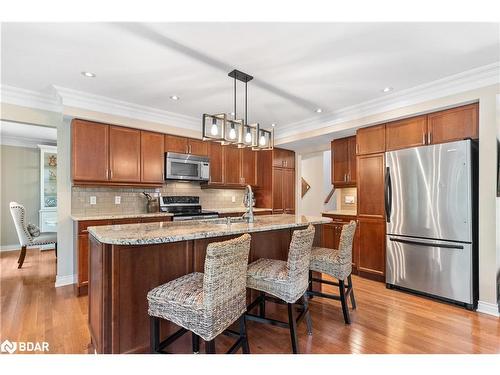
<box><xmin>202</xmin><ymin>69</ymin><xmax>273</xmax><ymax>150</ymax></box>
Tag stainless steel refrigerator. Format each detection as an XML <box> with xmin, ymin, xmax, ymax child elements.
<box><xmin>385</xmin><ymin>139</ymin><xmax>478</xmax><ymax>309</ymax></box>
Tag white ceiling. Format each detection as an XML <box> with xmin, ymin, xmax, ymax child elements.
<box><xmin>1</xmin><ymin>22</ymin><xmax>499</xmax><ymax>133</ymax></box>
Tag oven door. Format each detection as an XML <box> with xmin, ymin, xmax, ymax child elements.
<box><xmin>166</xmin><ymin>157</ymin><xmax>201</xmax><ymax>181</ymax></box>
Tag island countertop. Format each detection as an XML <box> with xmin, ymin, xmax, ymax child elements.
<box><xmin>88</xmin><ymin>214</ymin><xmax>331</xmax><ymax>245</ymax></box>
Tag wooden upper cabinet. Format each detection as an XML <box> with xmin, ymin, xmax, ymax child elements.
<box><xmin>332</xmin><ymin>136</ymin><xmax>356</xmax><ymax>186</ymax></box>
<box><xmin>165</xmin><ymin>134</ymin><xmax>188</xmax><ymax>154</ymax></box>
<box><xmin>284</xmin><ymin>149</ymin><xmax>295</xmax><ymax>169</ymax></box>
<box><xmin>207</xmin><ymin>142</ymin><xmax>223</xmax><ymax>184</ymax></box>
<box><xmin>386</xmin><ymin>116</ymin><xmax>427</xmax><ymax>151</ymax></box>
<box><xmin>282</xmin><ymin>168</ymin><xmax>295</xmax><ymax>213</ymax></box>
<box><xmin>272</xmin><ymin>148</ymin><xmax>294</xmax><ymax>168</ymax></box>
<box><xmin>272</xmin><ymin>166</ymin><xmax>284</xmax><ymax>213</ymax></box>
<box><xmin>427</xmin><ymin>103</ymin><xmax>478</xmax><ymax>144</ymax></box>
<box><xmin>357</xmin><ymin>153</ymin><xmax>385</xmax><ymax>218</ymax></box>
<box><xmin>188</xmin><ymin>138</ymin><xmax>208</xmax><ymax>156</ymax></box>
<box><xmin>272</xmin><ymin>148</ymin><xmax>286</xmax><ymax>167</ymax></box>
<box><xmin>109</xmin><ymin>126</ymin><xmax>141</xmax><ymax>182</ymax></box>
<box><xmin>223</xmin><ymin>145</ymin><xmax>242</xmax><ymax>185</ymax></box>
<box><xmin>332</xmin><ymin>138</ymin><xmax>349</xmax><ymax>186</ymax></box>
<box><xmin>347</xmin><ymin>136</ymin><xmax>357</xmax><ymax>184</ymax></box>
<box><xmin>140</xmin><ymin>131</ymin><xmax>164</xmax><ymax>183</ymax></box>
<box><xmin>356</xmin><ymin>124</ymin><xmax>386</xmax><ymax>155</ymax></box>
<box><xmin>240</xmin><ymin>147</ymin><xmax>257</xmax><ymax>186</ymax></box>
<box><xmin>72</xmin><ymin>119</ymin><xmax>109</xmax><ymax>182</ymax></box>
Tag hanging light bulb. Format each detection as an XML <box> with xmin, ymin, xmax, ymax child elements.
<box><xmin>245</xmin><ymin>128</ymin><xmax>252</xmax><ymax>143</ymax></box>
<box><xmin>229</xmin><ymin>124</ymin><xmax>237</xmax><ymax>139</ymax></box>
<box><xmin>259</xmin><ymin>131</ymin><xmax>266</xmax><ymax>146</ymax></box>
<box><xmin>210</xmin><ymin>118</ymin><xmax>218</xmax><ymax>136</ymax></box>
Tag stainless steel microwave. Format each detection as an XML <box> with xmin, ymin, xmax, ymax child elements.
<box><xmin>165</xmin><ymin>152</ymin><xmax>210</xmax><ymax>181</ymax></box>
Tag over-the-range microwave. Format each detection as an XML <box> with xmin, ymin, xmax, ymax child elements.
<box><xmin>165</xmin><ymin>152</ymin><xmax>210</xmax><ymax>181</ymax></box>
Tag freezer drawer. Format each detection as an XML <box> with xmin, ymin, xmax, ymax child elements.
<box><xmin>386</xmin><ymin>235</ymin><xmax>472</xmax><ymax>304</ymax></box>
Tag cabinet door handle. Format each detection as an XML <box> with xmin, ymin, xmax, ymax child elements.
<box><xmin>356</xmin><ymin>143</ymin><xmax>359</xmax><ymax>154</ymax></box>
<box><xmin>428</xmin><ymin>132</ymin><xmax>432</xmax><ymax>144</ymax></box>
<box><xmin>422</xmin><ymin>133</ymin><xmax>426</xmax><ymax>144</ymax></box>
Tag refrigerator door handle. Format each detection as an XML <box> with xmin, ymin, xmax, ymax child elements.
<box><xmin>385</xmin><ymin>166</ymin><xmax>392</xmax><ymax>223</ymax></box>
<box><xmin>388</xmin><ymin>237</ymin><xmax>464</xmax><ymax>250</ymax></box>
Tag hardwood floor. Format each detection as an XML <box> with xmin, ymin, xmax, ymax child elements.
<box><xmin>1</xmin><ymin>248</ymin><xmax>499</xmax><ymax>354</ymax></box>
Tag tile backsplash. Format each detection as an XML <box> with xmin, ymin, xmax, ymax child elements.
<box><xmin>71</xmin><ymin>182</ymin><xmax>246</xmax><ymax>216</ymax></box>
<box><xmin>338</xmin><ymin>187</ymin><xmax>357</xmax><ymax>211</ymax></box>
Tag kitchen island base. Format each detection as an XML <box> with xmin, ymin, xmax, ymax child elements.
<box><xmin>88</xmin><ymin>224</ymin><xmax>324</xmax><ymax>354</ymax></box>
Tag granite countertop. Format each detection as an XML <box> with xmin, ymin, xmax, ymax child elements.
<box><xmin>322</xmin><ymin>209</ymin><xmax>357</xmax><ymax>216</ymax></box>
<box><xmin>71</xmin><ymin>207</ymin><xmax>273</xmax><ymax>221</ymax></box>
<box><xmin>88</xmin><ymin>214</ymin><xmax>332</xmax><ymax>245</ymax></box>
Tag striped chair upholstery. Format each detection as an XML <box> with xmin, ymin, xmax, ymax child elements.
<box><xmin>148</xmin><ymin>233</ymin><xmax>251</xmax><ymax>343</ymax></box>
<box><xmin>247</xmin><ymin>225</ymin><xmax>315</xmax><ymax>303</ymax></box>
<box><xmin>310</xmin><ymin>220</ymin><xmax>356</xmax><ymax>280</ymax></box>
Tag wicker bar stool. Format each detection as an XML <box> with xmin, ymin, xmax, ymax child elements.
<box><xmin>308</xmin><ymin>220</ymin><xmax>357</xmax><ymax>324</ymax></box>
<box><xmin>245</xmin><ymin>225</ymin><xmax>315</xmax><ymax>354</ymax></box>
<box><xmin>147</xmin><ymin>234</ymin><xmax>251</xmax><ymax>354</ymax></box>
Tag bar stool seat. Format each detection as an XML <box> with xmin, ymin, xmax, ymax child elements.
<box><xmin>308</xmin><ymin>220</ymin><xmax>357</xmax><ymax>325</ymax></box>
<box><xmin>247</xmin><ymin>259</ymin><xmax>306</xmax><ymax>304</ymax></box>
<box><xmin>310</xmin><ymin>248</ymin><xmax>351</xmax><ymax>280</ymax></box>
<box><xmin>246</xmin><ymin>225</ymin><xmax>315</xmax><ymax>354</ymax></box>
<box><xmin>147</xmin><ymin>234</ymin><xmax>251</xmax><ymax>354</ymax></box>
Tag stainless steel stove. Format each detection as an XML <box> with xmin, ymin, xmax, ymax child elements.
<box><xmin>159</xmin><ymin>196</ymin><xmax>219</xmax><ymax>221</ymax></box>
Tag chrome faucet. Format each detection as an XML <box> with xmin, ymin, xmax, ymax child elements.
<box><xmin>243</xmin><ymin>185</ymin><xmax>255</xmax><ymax>223</ymax></box>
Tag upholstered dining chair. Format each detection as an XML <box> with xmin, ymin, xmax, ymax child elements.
<box><xmin>9</xmin><ymin>202</ymin><xmax>57</xmax><ymax>268</ymax></box>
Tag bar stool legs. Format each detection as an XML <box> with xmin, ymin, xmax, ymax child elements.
<box><xmin>338</xmin><ymin>279</ymin><xmax>350</xmax><ymax>324</ymax></box>
<box><xmin>150</xmin><ymin>316</ymin><xmax>160</xmax><ymax>354</ymax></box>
<box><xmin>192</xmin><ymin>332</ymin><xmax>200</xmax><ymax>353</ymax></box>
<box><xmin>287</xmin><ymin>303</ymin><xmax>298</xmax><ymax>354</ymax></box>
<box><xmin>239</xmin><ymin>315</ymin><xmax>250</xmax><ymax>354</ymax></box>
<box><xmin>347</xmin><ymin>275</ymin><xmax>356</xmax><ymax>309</ymax></box>
<box><xmin>205</xmin><ymin>340</ymin><xmax>216</xmax><ymax>354</ymax></box>
<box><xmin>302</xmin><ymin>293</ymin><xmax>313</xmax><ymax>335</ymax></box>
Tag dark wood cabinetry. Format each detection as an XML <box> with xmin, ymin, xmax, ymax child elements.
<box><xmin>140</xmin><ymin>131</ymin><xmax>164</xmax><ymax>183</ymax></box>
<box><xmin>255</xmin><ymin>148</ymin><xmax>295</xmax><ymax>213</ymax></box>
<box><xmin>72</xmin><ymin>119</ymin><xmax>109</xmax><ymax>182</ymax></box>
<box><xmin>207</xmin><ymin>142</ymin><xmax>223</xmax><ymax>184</ymax></box>
<box><xmin>75</xmin><ymin>215</ymin><xmax>172</xmax><ymax>295</ymax></box>
<box><xmin>164</xmin><ymin>135</ymin><xmax>208</xmax><ymax>156</ymax></box>
<box><xmin>331</xmin><ymin>136</ymin><xmax>356</xmax><ymax>187</ymax></box>
<box><xmin>427</xmin><ymin>103</ymin><xmax>478</xmax><ymax>144</ymax></box>
<box><xmin>357</xmin><ymin>217</ymin><xmax>385</xmax><ymax>281</ymax></box>
<box><xmin>356</xmin><ymin>124</ymin><xmax>386</xmax><ymax>155</ymax></box>
<box><xmin>223</xmin><ymin>145</ymin><xmax>243</xmax><ymax>185</ymax></box>
<box><xmin>164</xmin><ymin>134</ymin><xmax>188</xmax><ymax>154</ymax></box>
<box><xmin>357</xmin><ymin>153</ymin><xmax>385</xmax><ymax>218</ymax></box>
<box><xmin>386</xmin><ymin>116</ymin><xmax>427</xmax><ymax>151</ymax></box>
<box><xmin>109</xmin><ymin>126</ymin><xmax>141</xmax><ymax>182</ymax></box>
<box><xmin>240</xmin><ymin>147</ymin><xmax>257</xmax><ymax>186</ymax></box>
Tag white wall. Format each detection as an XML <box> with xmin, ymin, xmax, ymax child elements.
<box><xmin>298</xmin><ymin>150</ymin><xmax>336</xmax><ymax>217</ymax></box>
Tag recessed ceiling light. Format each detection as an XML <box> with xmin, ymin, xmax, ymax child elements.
<box><xmin>170</xmin><ymin>95</ymin><xmax>180</xmax><ymax>100</ymax></box>
<box><xmin>229</xmin><ymin>112</ymin><xmax>235</xmax><ymax>116</ymax></box>
<box><xmin>315</xmin><ymin>108</ymin><xmax>323</xmax><ymax>113</ymax></box>
<box><xmin>81</xmin><ymin>71</ymin><xmax>96</xmax><ymax>78</ymax></box>
<box><xmin>271</xmin><ymin>123</ymin><xmax>276</xmax><ymax>127</ymax></box>
<box><xmin>382</xmin><ymin>87</ymin><xmax>393</xmax><ymax>93</ymax></box>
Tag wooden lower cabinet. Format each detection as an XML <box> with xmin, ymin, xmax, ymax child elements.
<box><xmin>75</xmin><ymin>216</ymin><xmax>172</xmax><ymax>295</ymax></box>
<box><xmin>357</xmin><ymin>217</ymin><xmax>386</xmax><ymax>281</ymax></box>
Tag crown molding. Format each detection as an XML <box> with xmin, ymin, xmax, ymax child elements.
<box><xmin>0</xmin><ymin>84</ymin><xmax>62</xmax><ymax>112</ymax></box>
<box><xmin>275</xmin><ymin>62</ymin><xmax>500</xmax><ymax>141</ymax></box>
<box><xmin>0</xmin><ymin>135</ymin><xmax>56</xmax><ymax>148</ymax></box>
<box><xmin>52</xmin><ymin>86</ymin><xmax>200</xmax><ymax>131</ymax></box>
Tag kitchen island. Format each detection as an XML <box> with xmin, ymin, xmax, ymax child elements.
<box><xmin>87</xmin><ymin>214</ymin><xmax>331</xmax><ymax>354</ymax></box>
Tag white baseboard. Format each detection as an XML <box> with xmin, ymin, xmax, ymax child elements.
<box><xmin>0</xmin><ymin>244</ymin><xmax>21</xmax><ymax>252</ymax></box>
<box><xmin>55</xmin><ymin>274</ymin><xmax>77</xmax><ymax>288</ymax></box>
<box><xmin>476</xmin><ymin>301</ymin><xmax>500</xmax><ymax>317</ymax></box>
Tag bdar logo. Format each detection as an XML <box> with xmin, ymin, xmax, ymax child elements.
<box><xmin>1</xmin><ymin>339</ymin><xmax>17</xmax><ymax>354</ymax></box>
